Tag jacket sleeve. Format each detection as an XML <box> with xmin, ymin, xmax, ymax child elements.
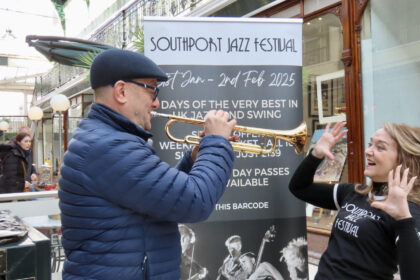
<box><xmin>79</xmin><ymin>134</ymin><xmax>234</xmax><ymax>223</ymax></box>
<box><xmin>288</xmin><ymin>151</ymin><xmax>337</xmax><ymax>209</ymax></box>
<box><xmin>393</xmin><ymin>215</ymin><xmax>420</xmax><ymax>280</ymax></box>
<box><xmin>175</xmin><ymin>148</ymin><xmax>194</xmax><ymax>173</ymax></box>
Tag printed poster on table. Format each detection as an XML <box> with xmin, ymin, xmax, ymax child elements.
<box><xmin>145</xmin><ymin>17</ymin><xmax>307</xmax><ymax>280</ymax></box>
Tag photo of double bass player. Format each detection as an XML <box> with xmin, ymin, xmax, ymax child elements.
<box><xmin>216</xmin><ymin>227</ymin><xmax>283</xmax><ymax>280</ymax></box>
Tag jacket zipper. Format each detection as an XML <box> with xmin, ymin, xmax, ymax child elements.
<box><xmin>142</xmin><ymin>255</ymin><xmax>148</xmax><ymax>279</ymax></box>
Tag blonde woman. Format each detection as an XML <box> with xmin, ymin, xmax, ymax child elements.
<box><xmin>289</xmin><ymin>122</ymin><xmax>420</xmax><ymax>279</ymax></box>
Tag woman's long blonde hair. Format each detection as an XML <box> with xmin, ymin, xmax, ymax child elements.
<box><xmin>356</xmin><ymin>123</ymin><xmax>420</xmax><ymax>206</ymax></box>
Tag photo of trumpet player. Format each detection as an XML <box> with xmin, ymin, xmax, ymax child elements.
<box><xmin>58</xmin><ymin>48</ymin><xmax>237</xmax><ymax>280</ymax></box>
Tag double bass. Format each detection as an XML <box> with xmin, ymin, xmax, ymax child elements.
<box><xmin>254</xmin><ymin>225</ymin><xmax>276</xmax><ymax>271</ymax></box>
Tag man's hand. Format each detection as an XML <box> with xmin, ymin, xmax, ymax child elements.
<box><xmin>203</xmin><ymin>110</ymin><xmax>236</xmax><ymax>139</ymax></box>
<box><xmin>190</xmin><ymin>131</ymin><xmax>239</xmax><ymax>162</ymax></box>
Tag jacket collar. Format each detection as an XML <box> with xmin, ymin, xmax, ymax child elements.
<box><xmin>11</xmin><ymin>144</ymin><xmax>26</xmax><ymax>160</ymax></box>
<box><xmin>88</xmin><ymin>103</ymin><xmax>153</xmax><ymax>141</ymax></box>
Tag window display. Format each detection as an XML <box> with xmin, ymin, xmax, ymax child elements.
<box><xmin>302</xmin><ymin>14</ymin><xmax>346</xmax><ymax>232</ymax></box>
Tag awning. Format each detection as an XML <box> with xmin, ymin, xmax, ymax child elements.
<box><xmin>25</xmin><ymin>35</ymin><xmax>114</xmax><ymax>68</ymax></box>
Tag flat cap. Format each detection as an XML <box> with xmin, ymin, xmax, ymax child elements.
<box><xmin>90</xmin><ymin>48</ymin><xmax>168</xmax><ymax>89</ymax></box>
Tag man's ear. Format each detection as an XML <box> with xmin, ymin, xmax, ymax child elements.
<box><xmin>113</xmin><ymin>80</ymin><xmax>128</xmax><ymax>104</ymax></box>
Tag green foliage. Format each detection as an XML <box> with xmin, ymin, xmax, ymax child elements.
<box><xmin>302</xmin><ymin>71</ymin><xmax>310</xmax><ymax>87</ymax></box>
<box><xmin>51</xmin><ymin>0</ymin><xmax>66</xmax><ymax>33</ymax></box>
<box><xmin>75</xmin><ymin>51</ymin><xmax>103</xmax><ymax>82</ymax></box>
<box><xmin>131</xmin><ymin>27</ymin><xmax>144</xmax><ymax>54</ymax></box>
<box><xmin>75</xmin><ymin>51</ymin><xmax>99</xmax><ymax>69</ymax></box>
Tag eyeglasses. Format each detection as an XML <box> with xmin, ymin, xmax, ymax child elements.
<box><xmin>123</xmin><ymin>80</ymin><xmax>159</xmax><ymax>101</ymax></box>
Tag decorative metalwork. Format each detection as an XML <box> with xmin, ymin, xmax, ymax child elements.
<box><xmin>33</xmin><ymin>65</ymin><xmax>88</xmax><ymax>99</ymax></box>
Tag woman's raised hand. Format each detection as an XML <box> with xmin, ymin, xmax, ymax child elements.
<box><xmin>371</xmin><ymin>165</ymin><xmax>417</xmax><ymax>220</ymax></box>
<box><xmin>312</xmin><ymin>122</ymin><xmax>347</xmax><ymax>160</ymax></box>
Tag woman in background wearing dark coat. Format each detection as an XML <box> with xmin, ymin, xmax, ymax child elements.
<box><xmin>0</xmin><ymin>132</ymin><xmax>31</xmax><ymax>193</ymax></box>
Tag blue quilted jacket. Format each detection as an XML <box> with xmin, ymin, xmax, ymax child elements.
<box><xmin>59</xmin><ymin>103</ymin><xmax>234</xmax><ymax>280</ymax></box>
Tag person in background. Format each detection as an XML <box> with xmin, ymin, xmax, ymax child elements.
<box><xmin>289</xmin><ymin>122</ymin><xmax>420</xmax><ymax>279</ymax></box>
<box><xmin>58</xmin><ymin>48</ymin><xmax>236</xmax><ymax>280</ymax></box>
<box><xmin>8</xmin><ymin>126</ymin><xmax>38</xmax><ymax>184</ymax></box>
<box><xmin>0</xmin><ymin>132</ymin><xmax>32</xmax><ymax>193</ymax></box>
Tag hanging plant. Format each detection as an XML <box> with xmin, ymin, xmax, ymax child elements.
<box><xmin>75</xmin><ymin>50</ymin><xmax>104</xmax><ymax>83</ymax></box>
<box><xmin>76</xmin><ymin>51</ymin><xmax>100</xmax><ymax>69</ymax></box>
<box><xmin>191</xmin><ymin>0</ymin><xmax>197</xmax><ymax>9</ymax></box>
<box><xmin>51</xmin><ymin>0</ymin><xmax>66</xmax><ymax>33</ymax></box>
<box><xmin>302</xmin><ymin>71</ymin><xmax>311</xmax><ymax>88</ymax></box>
<box><xmin>131</xmin><ymin>27</ymin><xmax>145</xmax><ymax>54</ymax></box>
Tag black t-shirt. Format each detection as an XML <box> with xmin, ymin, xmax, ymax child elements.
<box><xmin>289</xmin><ymin>153</ymin><xmax>420</xmax><ymax>280</ymax></box>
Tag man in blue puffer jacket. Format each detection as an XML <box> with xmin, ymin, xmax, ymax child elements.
<box><xmin>59</xmin><ymin>48</ymin><xmax>236</xmax><ymax>280</ymax></box>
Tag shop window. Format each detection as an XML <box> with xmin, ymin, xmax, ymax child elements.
<box><xmin>67</xmin><ymin>95</ymin><xmax>86</xmax><ymax>141</ymax></box>
<box><xmin>0</xmin><ymin>56</ymin><xmax>8</xmax><ymax>66</ymax></box>
<box><xmin>302</xmin><ymin>13</ymin><xmax>347</xmax><ymax>231</ymax></box>
<box><xmin>68</xmin><ymin>103</ymin><xmax>83</xmax><ymax>140</ymax></box>
<box><xmin>33</xmin><ymin>118</ymin><xmax>43</xmax><ymax>169</ymax></box>
<box><xmin>272</xmin><ymin>4</ymin><xmax>300</xmax><ymax>18</ymax></box>
<box><xmin>82</xmin><ymin>94</ymin><xmax>94</xmax><ymax>117</ymax></box>
<box><xmin>83</xmin><ymin>94</ymin><xmax>93</xmax><ymax>104</ymax></box>
<box><xmin>63</xmin><ymin>93</ymin><xmax>94</xmax><ymax>144</ymax></box>
<box><xmin>304</xmin><ymin>0</ymin><xmax>341</xmax><ymax>15</ymax></box>
<box><xmin>52</xmin><ymin>114</ymin><xmax>63</xmax><ymax>179</ymax></box>
<box><xmin>83</xmin><ymin>103</ymin><xmax>92</xmax><ymax>117</ymax></box>
<box><xmin>361</xmin><ymin>0</ymin><xmax>420</xmax><ymax>155</ymax></box>
<box><xmin>42</xmin><ymin>118</ymin><xmax>53</xmax><ymax>171</ymax></box>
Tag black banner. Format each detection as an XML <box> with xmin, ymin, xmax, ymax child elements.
<box><xmin>146</xmin><ymin>17</ymin><xmax>307</xmax><ymax>280</ymax></box>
